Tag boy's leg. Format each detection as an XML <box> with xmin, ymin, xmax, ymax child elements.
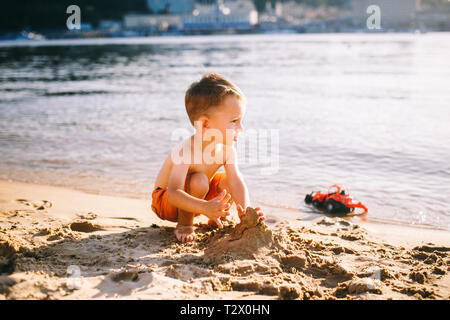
<box><xmin>216</xmin><ymin>173</ymin><xmax>231</xmax><ymax>196</ymax></box>
<box><xmin>175</xmin><ymin>172</ymin><xmax>209</xmax><ymax>243</ymax></box>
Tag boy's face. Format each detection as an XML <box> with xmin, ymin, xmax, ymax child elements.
<box><xmin>204</xmin><ymin>95</ymin><xmax>246</xmax><ymax>146</ymax></box>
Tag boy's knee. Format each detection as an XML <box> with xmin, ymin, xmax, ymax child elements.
<box><xmin>187</xmin><ymin>172</ymin><xmax>209</xmax><ymax>197</ymax></box>
<box><xmin>217</xmin><ymin>173</ymin><xmax>229</xmax><ymax>191</ymax></box>
<box><xmin>217</xmin><ymin>173</ymin><xmax>234</xmax><ymax>204</ymax></box>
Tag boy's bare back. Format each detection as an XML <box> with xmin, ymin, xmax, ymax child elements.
<box><xmin>154</xmin><ymin>136</ymin><xmax>227</xmax><ymax>191</ymax></box>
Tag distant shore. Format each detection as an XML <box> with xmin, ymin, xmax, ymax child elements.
<box><xmin>0</xmin><ymin>27</ymin><xmax>438</xmax><ymax>42</ymax></box>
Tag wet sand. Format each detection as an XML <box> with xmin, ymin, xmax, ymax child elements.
<box><xmin>0</xmin><ymin>179</ymin><xmax>449</xmax><ymax>300</ymax></box>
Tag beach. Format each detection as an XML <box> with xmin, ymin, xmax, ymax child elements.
<box><xmin>1</xmin><ymin>178</ymin><xmax>448</xmax><ymax>300</ymax></box>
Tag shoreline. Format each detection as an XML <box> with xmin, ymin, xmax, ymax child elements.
<box><xmin>2</xmin><ymin>177</ymin><xmax>448</xmax><ymax>234</ymax></box>
<box><xmin>0</xmin><ymin>179</ymin><xmax>449</xmax><ymax>300</ymax></box>
<box><xmin>2</xmin><ymin>32</ymin><xmax>450</xmax><ymax>48</ymax></box>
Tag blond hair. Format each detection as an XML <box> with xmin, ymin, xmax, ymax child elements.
<box><xmin>185</xmin><ymin>73</ymin><xmax>246</xmax><ymax>125</ymax></box>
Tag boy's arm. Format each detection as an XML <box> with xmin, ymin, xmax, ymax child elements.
<box><xmin>166</xmin><ymin>162</ymin><xmax>207</xmax><ymax>215</ymax></box>
<box><xmin>224</xmin><ymin>146</ymin><xmax>250</xmax><ymax>211</ymax></box>
<box><xmin>224</xmin><ymin>145</ymin><xmax>265</xmax><ymax>221</ymax></box>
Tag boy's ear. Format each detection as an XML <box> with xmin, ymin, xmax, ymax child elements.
<box><xmin>197</xmin><ymin>115</ymin><xmax>209</xmax><ymax>129</ymax></box>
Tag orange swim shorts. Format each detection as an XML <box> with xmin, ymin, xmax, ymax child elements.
<box><xmin>151</xmin><ymin>172</ymin><xmax>225</xmax><ymax>223</ymax></box>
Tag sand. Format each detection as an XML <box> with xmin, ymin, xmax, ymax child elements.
<box><xmin>0</xmin><ymin>179</ymin><xmax>449</xmax><ymax>300</ymax></box>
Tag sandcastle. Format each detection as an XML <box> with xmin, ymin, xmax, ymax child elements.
<box><xmin>203</xmin><ymin>207</ymin><xmax>273</xmax><ymax>264</ymax></box>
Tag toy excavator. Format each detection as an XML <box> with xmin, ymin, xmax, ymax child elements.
<box><xmin>305</xmin><ymin>184</ymin><xmax>368</xmax><ymax>216</ymax></box>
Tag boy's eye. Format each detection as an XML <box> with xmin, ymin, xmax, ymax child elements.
<box><xmin>232</xmin><ymin>119</ymin><xmax>238</xmax><ymax>123</ymax></box>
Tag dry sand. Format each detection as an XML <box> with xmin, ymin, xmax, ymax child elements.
<box><xmin>0</xmin><ymin>179</ymin><xmax>449</xmax><ymax>300</ymax></box>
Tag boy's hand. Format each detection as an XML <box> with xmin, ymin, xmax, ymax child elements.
<box><xmin>203</xmin><ymin>190</ymin><xmax>231</xmax><ymax>229</ymax></box>
<box><xmin>237</xmin><ymin>204</ymin><xmax>265</xmax><ymax>221</ymax></box>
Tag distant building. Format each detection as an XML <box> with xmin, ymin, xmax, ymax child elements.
<box><xmin>99</xmin><ymin>20</ymin><xmax>122</xmax><ymax>32</ymax></box>
<box><xmin>123</xmin><ymin>14</ymin><xmax>182</xmax><ymax>32</ymax></box>
<box><xmin>351</xmin><ymin>0</ymin><xmax>419</xmax><ymax>28</ymax></box>
<box><xmin>416</xmin><ymin>6</ymin><xmax>450</xmax><ymax>31</ymax></box>
<box><xmin>146</xmin><ymin>0</ymin><xmax>194</xmax><ymax>14</ymax></box>
<box><xmin>182</xmin><ymin>0</ymin><xmax>258</xmax><ymax>31</ymax></box>
<box><xmin>79</xmin><ymin>23</ymin><xmax>93</xmax><ymax>31</ymax></box>
<box><xmin>259</xmin><ymin>0</ymin><xmax>344</xmax><ymax>29</ymax></box>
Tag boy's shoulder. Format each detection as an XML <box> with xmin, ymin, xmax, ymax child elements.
<box><xmin>169</xmin><ymin>136</ymin><xmax>237</xmax><ymax>166</ymax></box>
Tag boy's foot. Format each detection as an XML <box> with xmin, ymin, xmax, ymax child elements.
<box><xmin>174</xmin><ymin>224</ymin><xmax>196</xmax><ymax>243</ymax></box>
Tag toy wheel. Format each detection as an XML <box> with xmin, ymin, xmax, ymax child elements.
<box><xmin>326</xmin><ymin>199</ymin><xmax>344</xmax><ymax>214</ymax></box>
<box><xmin>305</xmin><ymin>194</ymin><xmax>313</xmax><ymax>204</ymax></box>
<box><xmin>312</xmin><ymin>199</ymin><xmax>320</xmax><ymax>208</ymax></box>
<box><xmin>326</xmin><ymin>200</ymin><xmax>347</xmax><ymax>215</ymax></box>
<box><xmin>325</xmin><ymin>200</ymin><xmax>335</xmax><ymax>214</ymax></box>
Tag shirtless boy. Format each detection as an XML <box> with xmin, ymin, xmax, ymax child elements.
<box><xmin>151</xmin><ymin>73</ymin><xmax>264</xmax><ymax>243</ymax></box>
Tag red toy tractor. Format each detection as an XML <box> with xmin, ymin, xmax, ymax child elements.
<box><xmin>305</xmin><ymin>184</ymin><xmax>368</xmax><ymax>216</ymax></box>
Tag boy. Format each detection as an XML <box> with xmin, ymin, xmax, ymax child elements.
<box><xmin>151</xmin><ymin>73</ymin><xmax>264</xmax><ymax>243</ymax></box>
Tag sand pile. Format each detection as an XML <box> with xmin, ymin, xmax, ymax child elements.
<box><xmin>203</xmin><ymin>207</ymin><xmax>273</xmax><ymax>264</ymax></box>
